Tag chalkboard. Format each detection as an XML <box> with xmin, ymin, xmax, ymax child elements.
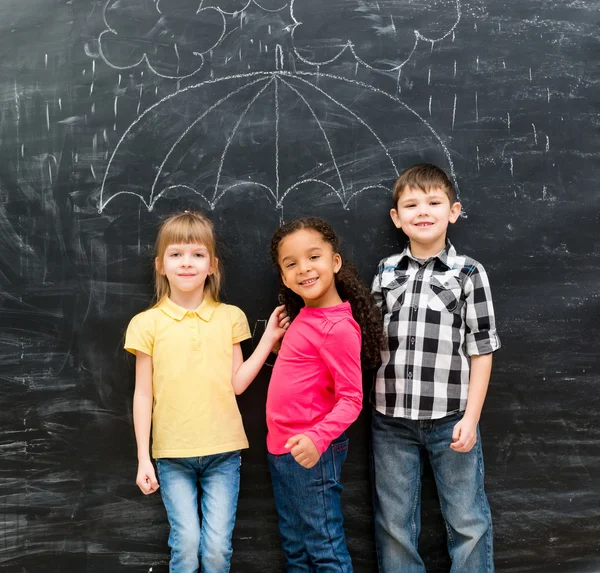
<box><xmin>1</xmin><ymin>0</ymin><xmax>599</xmax><ymax>571</ymax></box>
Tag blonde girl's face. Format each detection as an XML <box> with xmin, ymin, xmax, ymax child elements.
<box><xmin>156</xmin><ymin>242</ymin><xmax>214</xmax><ymax>298</ymax></box>
<box><xmin>278</xmin><ymin>229</ymin><xmax>342</xmax><ymax>308</ymax></box>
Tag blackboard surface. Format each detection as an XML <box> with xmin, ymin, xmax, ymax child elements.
<box><xmin>1</xmin><ymin>1</ymin><xmax>599</xmax><ymax>571</ymax></box>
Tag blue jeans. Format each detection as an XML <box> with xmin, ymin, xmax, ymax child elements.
<box><xmin>268</xmin><ymin>434</ymin><xmax>353</xmax><ymax>573</ymax></box>
<box><xmin>155</xmin><ymin>451</ymin><xmax>241</xmax><ymax>573</ymax></box>
<box><xmin>371</xmin><ymin>410</ymin><xmax>494</xmax><ymax>573</ymax></box>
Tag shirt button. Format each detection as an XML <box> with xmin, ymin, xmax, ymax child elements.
<box><xmin>408</xmin><ymin>372</ymin><xmax>413</xmax><ymax>379</ymax></box>
<box><xmin>411</xmin><ymin>337</ymin><xmax>415</xmax><ymax>345</ymax></box>
<box><xmin>192</xmin><ymin>337</ymin><xmax>197</xmax><ymax>341</ymax></box>
<box><xmin>189</xmin><ymin>322</ymin><xmax>195</xmax><ymax>329</ymax></box>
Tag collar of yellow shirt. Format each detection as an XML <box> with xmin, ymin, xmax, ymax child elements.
<box><xmin>157</xmin><ymin>296</ymin><xmax>218</xmax><ymax>322</ymax></box>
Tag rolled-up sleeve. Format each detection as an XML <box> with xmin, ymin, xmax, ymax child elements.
<box><xmin>464</xmin><ymin>263</ymin><xmax>501</xmax><ymax>356</ymax></box>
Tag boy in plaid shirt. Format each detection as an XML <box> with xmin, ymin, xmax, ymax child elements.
<box><xmin>371</xmin><ymin>164</ymin><xmax>500</xmax><ymax>573</ymax></box>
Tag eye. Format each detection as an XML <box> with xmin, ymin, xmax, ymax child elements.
<box><xmin>310</xmin><ymin>255</ymin><xmax>320</xmax><ymax>260</ymax></box>
<box><xmin>170</xmin><ymin>252</ymin><xmax>180</xmax><ymax>257</ymax></box>
<box><xmin>194</xmin><ymin>252</ymin><xmax>205</xmax><ymax>258</ymax></box>
<box><xmin>430</xmin><ymin>201</ymin><xmax>441</xmax><ymax>206</ymax></box>
<box><xmin>404</xmin><ymin>203</ymin><xmax>416</xmax><ymax>208</ymax></box>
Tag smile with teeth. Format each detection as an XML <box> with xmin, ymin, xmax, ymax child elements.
<box><xmin>415</xmin><ymin>222</ymin><xmax>434</xmax><ymax>227</ymax></box>
<box><xmin>299</xmin><ymin>277</ymin><xmax>319</xmax><ymax>286</ymax></box>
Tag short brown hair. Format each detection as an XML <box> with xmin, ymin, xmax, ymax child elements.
<box><xmin>392</xmin><ymin>163</ymin><xmax>456</xmax><ymax>206</ymax></box>
<box><xmin>153</xmin><ymin>211</ymin><xmax>222</xmax><ymax>304</ymax></box>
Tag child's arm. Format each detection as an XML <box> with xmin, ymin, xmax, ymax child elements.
<box><xmin>450</xmin><ymin>353</ymin><xmax>493</xmax><ymax>453</ymax></box>
<box><xmin>133</xmin><ymin>351</ymin><xmax>159</xmax><ymax>494</ymax></box>
<box><xmin>286</xmin><ymin>320</ymin><xmax>362</xmax><ymax>468</ymax></box>
<box><xmin>231</xmin><ymin>305</ymin><xmax>289</xmax><ymax>395</ymax></box>
<box><xmin>452</xmin><ymin>262</ymin><xmax>500</xmax><ymax>453</ymax></box>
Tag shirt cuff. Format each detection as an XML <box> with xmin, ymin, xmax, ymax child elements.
<box><xmin>466</xmin><ymin>330</ymin><xmax>501</xmax><ymax>356</ymax></box>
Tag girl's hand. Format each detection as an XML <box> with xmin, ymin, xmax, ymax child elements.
<box><xmin>265</xmin><ymin>304</ymin><xmax>290</xmax><ymax>344</ymax></box>
<box><xmin>450</xmin><ymin>417</ymin><xmax>478</xmax><ymax>453</ymax></box>
<box><xmin>285</xmin><ymin>434</ymin><xmax>320</xmax><ymax>468</ymax></box>
<box><xmin>136</xmin><ymin>459</ymin><xmax>159</xmax><ymax>495</ymax></box>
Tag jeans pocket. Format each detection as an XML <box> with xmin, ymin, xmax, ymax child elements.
<box><xmin>331</xmin><ymin>439</ymin><xmax>349</xmax><ymax>483</ymax></box>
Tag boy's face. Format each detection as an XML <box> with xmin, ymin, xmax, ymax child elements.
<box><xmin>390</xmin><ymin>186</ymin><xmax>461</xmax><ymax>256</ymax></box>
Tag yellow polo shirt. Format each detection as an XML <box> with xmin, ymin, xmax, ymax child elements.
<box><xmin>124</xmin><ymin>296</ymin><xmax>251</xmax><ymax>458</ymax></box>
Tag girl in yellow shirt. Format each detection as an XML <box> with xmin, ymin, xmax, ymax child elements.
<box><xmin>125</xmin><ymin>211</ymin><xmax>288</xmax><ymax>573</ymax></box>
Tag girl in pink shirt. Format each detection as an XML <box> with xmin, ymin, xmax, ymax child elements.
<box><xmin>267</xmin><ymin>216</ymin><xmax>382</xmax><ymax>573</ymax></box>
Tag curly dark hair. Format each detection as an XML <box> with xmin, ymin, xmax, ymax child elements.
<box><xmin>270</xmin><ymin>216</ymin><xmax>383</xmax><ymax>368</ymax></box>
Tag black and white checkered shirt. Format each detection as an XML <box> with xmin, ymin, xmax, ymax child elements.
<box><xmin>371</xmin><ymin>241</ymin><xmax>501</xmax><ymax>419</ymax></box>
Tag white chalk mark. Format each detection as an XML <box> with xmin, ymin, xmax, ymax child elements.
<box><xmin>475</xmin><ymin>91</ymin><xmax>478</xmax><ymax>123</ymax></box>
<box><xmin>137</xmin><ymin>84</ymin><xmax>143</xmax><ymax>115</ymax></box>
<box><xmin>547</xmin><ymin>87</ymin><xmax>550</xmax><ymax>103</ymax></box>
<box><xmin>542</xmin><ymin>185</ymin><xmax>547</xmax><ymax>200</ymax></box>
<box><xmin>90</xmin><ymin>81</ymin><xmax>94</xmax><ymax>96</ymax></box>
<box><xmin>149</xmin><ymin>76</ymin><xmax>273</xmax><ymax>209</ymax></box>
<box><xmin>545</xmin><ymin>135</ymin><xmax>550</xmax><ymax>151</ymax></box>
<box><xmin>46</xmin><ymin>103</ymin><xmax>50</xmax><ymax>131</ymax></box>
<box><xmin>452</xmin><ymin>94</ymin><xmax>457</xmax><ymax>130</ymax></box>
<box><xmin>476</xmin><ymin>146</ymin><xmax>480</xmax><ymax>171</ymax></box>
<box><xmin>91</xmin><ymin>165</ymin><xmax>97</xmax><ymax>180</ymax></box>
<box><xmin>280</xmin><ymin>78</ymin><xmax>345</xmax><ymax>199</ymax></box>
<box><xmin>428</xmin><ymin>95</ymin><xmax>432</xmax><ymax>116</ymax></box>
<box><xmin>510</xmin><ymin>157</ymin><xmax>513</xmax><ymax>177</ymax></box>
<box><xmin>290</xmin><ymin>0</ymin><xmax>461</xmax><ymax>72</ymax></box>
<box><xmin>428</xmin><ymin>67</ymin><xmax>431</xmax><ymax>86</ymax></box>
<box><xmin>532</xmin><ymin>123</ymin><xmax>537</xmax><ymax>145</ymax></box>
<box><xmin>529</xmin><ymin>68</ymin><xmax>532</xmax><ymax>82</ymax></box>
<box><xmin>453</xmin><ymin>60</ymin><xmax>457</xmax><ymax>78</ymax></box>
<box><xmin>507</xmin><ymin>112</ymin><xmax>511</xmax><ymax>132</ymax></box>
<box><xmin>476</xmin><ymin>56</ymin><xmax>479</xmax><ymax>72</ymax></box>
<box><xmin>100</xmin><ymin>70</ymin><xmax>456</xmax><ymax>212</ymax></box>
<box><xmin>275</xmin><ymin>44</ymin><xmax>284</xmax><ymax>70</ymax></box>
<box><xmin>58</xmin><ymin>97</ymin><xmax>62</xmax><ymax>111</ymax></box>
<box><xmin>21</xmin><ymin>144</ymin><xmax>25</xmax><ymax>158</ymax></box>
<box><xmin>114</xmin><ymin>96</ymin><xmax>118</xmax><ymax>119</ymax></box>
<box><xmin>91</xmin><ymin>102</ymin><xmax>96</xmax><ymax>114</ymax></box>
<box><xmin>213</xmin><ymin>81</ymin><xmax>274</xmax><ymax>202</ymax></box>
<box><xmin>96</xmin><ymin>0</ymin><xmax>220</xmax><ymax>80</ymax></box>
<box><xmin>274</xmin><ymin>77</ymin><xmax>281</xmax><ymax>198</ymax></box>
<box><xmin>45</xmin><ymin>54</ymin><xmax>48</xmax><ymax>69</ymax></box>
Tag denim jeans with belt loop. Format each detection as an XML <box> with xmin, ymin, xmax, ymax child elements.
<box><xmin>156</xmin><ymin>450</ymin><xmax>241</xmax><ymax>573</ymax></box>
<box><xmin>371</xmin><ymin>410</ymin><xmax>494</xmax><ymax>573</ymax></box>
<box><xmin>268</xmin><ymin>433</ymin><xmax>353</xmax><ymax>573</ymax></box>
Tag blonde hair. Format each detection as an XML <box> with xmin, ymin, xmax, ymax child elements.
<box><xmin>153</xmin><ymin>211</ymin><xmax>222</xmax><ymax>303</ymax></box>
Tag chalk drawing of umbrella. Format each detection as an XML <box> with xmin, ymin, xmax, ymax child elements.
<box><xmin>99</xmin><ymin>50</ymin><xmax>457</xmax><ymax>213</ymax></box>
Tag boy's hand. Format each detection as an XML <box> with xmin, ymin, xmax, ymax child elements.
<box><xmin>450</xmin><ymin>417</ymin><xmax>478</xmax><ymax>453</ymax></box>
<box><xmin>265</xmin><ymin>305</ymin><xmax>290</xmax><ymax>344</ymax></box>
<box><xmin>285</xmin><ymin>434</ymin><xmax>320</xmax><ymax>468</ymax></box>
<box><xmin>136</xmin><ymin>460</ymin><xmax>159</xmax><ymax>495</ymax></box>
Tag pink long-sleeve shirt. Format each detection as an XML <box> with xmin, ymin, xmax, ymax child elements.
<box><xmin>266</xmin><ymin>301</ymin><xmax>363</xmax><ymax>455</ymax></box>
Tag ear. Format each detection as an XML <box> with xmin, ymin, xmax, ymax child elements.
<box><xmin>390</xmin><ymin>207</ymin><xmax>402</xmax><ymax>229</ymax></box>
<box><xmin>333</xmin><ymin>253</ymin><xmax>342</xmax><ymax>274</ymax></box>
<box><xmin>155</xmin><ymin>257</ymin><xmax>165</xmax><ymax>275</ymax></box>
<box><xmin>448</xmin><ymin>202</ymin><xmax>462</xmax><ymax>224</ymax></box>
<box><xmin>208</xmin><ymin>256</ymin><xmax>218</xmax><ymax>276</ymax></box>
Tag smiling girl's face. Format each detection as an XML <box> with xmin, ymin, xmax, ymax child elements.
<box><xmin>277</xmin><ymin>229</ymin><xmax>342</xmax><ymax>308</ymax></box>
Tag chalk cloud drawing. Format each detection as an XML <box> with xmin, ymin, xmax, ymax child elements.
<box><xmin>290</xmin><ymin>0</ymin><xmax>461</xmax><ymax>71</ymax></box>
<box><xmin>96</xmin><ymin>0</ymin><xmax>461</xmax><ymax>212</ymax></box>
<box><xmin>98</xmin><ymin>0</ymin><xmax>226</xmax><ymax>79</ymax></box>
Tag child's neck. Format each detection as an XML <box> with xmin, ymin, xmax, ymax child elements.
<box><xmin>304</xmin><ymin>290</ymin><xmax>343</xmax><ymax>309</ymax></box>
<box><xmin>409</xmin><ymin>236</ymin><xmax>447</xmax><ymax>260</ymax></box>
<box><xmin>169</xmin><ymin>288</ymin><xmax>206</xmax><ymax>310</ymax></box>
